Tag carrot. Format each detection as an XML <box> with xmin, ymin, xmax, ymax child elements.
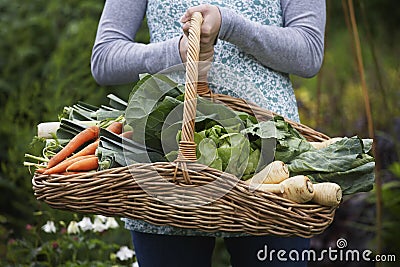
<box><xmin>106</xmin><ymin>121</ymin><xmax>123</xmax><ymax>134</ymax></box>
<box><xmin>43</xmin><ymin>155</ymin><xmax>94</xmax><ymax>175</ymax></box>
<box><xmin>120</xmin><ymin>130</ymin><xmax>133</xmax><ymax>139</ymax></box>
<box><xmin>69</xmin><ymin>140</ymin><xmax>99</xmax><ymax>159</ymax></box>
<box><xmin>35</xmin><ymin>168</ymin><xmax>47</xmax><ymax>174</ymax></box>
<box><xmin>47</xmin><ymin>126</ymin><xmax>99</xmax><ymax>168</ymax></box>
<box><xmin>66</xmin><ymin>156</ymin><xmax>98</xmax><ymax>172</ymax></box>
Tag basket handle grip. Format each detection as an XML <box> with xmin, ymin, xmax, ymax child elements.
<box><xmin>174</xmin><ymin>12</ymin><xmax>208</xmax><ymax>181</ymax></box>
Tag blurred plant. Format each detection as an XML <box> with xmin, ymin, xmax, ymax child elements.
<box><xmin>3</xmin><ymin>213</ymin><xmax>137</xmax><ymax>267</ymax></box>
<box><xmin>0</xmin><ymin>0</ymin><xmax>149</xmax><ymax>237</ymax></box>
<box><xmin>365</xmin><ymin>162</ymin><xmax>400</xmax><ymax>265</ymax></box>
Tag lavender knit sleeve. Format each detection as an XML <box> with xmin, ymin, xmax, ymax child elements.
<box><xmin>91</xmin><ymin>0</ymin><xmax>326</xmax><ymax>85</ymax></box>
<box><xmin>90</xmin><ymin>0</ymin><xmax>183</xmax><ymax>85</ymax></box>
<box><xmin>218</xmin><ymin>0</ymin><xmax>326</xmax><ymax>78</ymax></box>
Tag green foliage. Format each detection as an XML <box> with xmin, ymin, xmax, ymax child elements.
<box><xmin>2</xmin><ymin>213</ymin><xmax>135</xmax><ymax>266</ymax></box>
<box><xmin>0</xmin><ymin>0</ymin><xmax>398</xmax><ymax>266</ymax></box>
<box><xmin>365</xmin><ymin>163</ymin><xmax>400</xmax><ymax>265</ymax></box>
<box><xmin>294</xmin><ymin>1</ymin><xmax>400</xmax><ymax>138</ymax></box>
<box><xmin>0</xmin><ymin>0</ymin><xmax>118</xmax><ymax>235</ymax></box>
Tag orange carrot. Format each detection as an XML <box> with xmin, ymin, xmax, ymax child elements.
<box><xmin>66</xmin><ymin>156</ymin><xmax>98</xmax><ymax>172</ymax></box>
<box><xmin>35</xmin><ymin>168</ymin><xmax>47</xmax><ymax>174</ymax></box>
<box><xmin>43</xmin><ymin>155</ymin><xmax>94</xmax><ymax>175</ymax></box>
<box><xmin>120</xmin><ymin>130</ymin><xmax>133</xmax><ymax>139</ymax></box>
<box><xmin>69</xmin><ymin>140</ymin><xmax>99</xmax><ymax>159</ymax></box>
<box><xmin>106</xmin><ymin>121</ymin><xmax>123</xmax><ymax>134</ymax></box>
<box><xmin>47</xmin><ymin>126</ymin><xmax>99</xmax><ymax>168</ymax></box>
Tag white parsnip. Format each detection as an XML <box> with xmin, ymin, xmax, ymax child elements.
<box><xmin>311</xmin><ymin>183</ymin><xmax>342</xmax><ymax>206</ymax></box>
<box><xmin>280</xmin><ymin>175</ymin><xmax>315</xmax><ymax>203</ymax></box>
<box><xmin>253</xmin><ymin>183</ymin><xmax>285</xmax><ymax>194</ymax></box>
<box><xmin>245</xmin><ymin>161</ymin><xmax>289</xmax><ymax>185</ymax></box>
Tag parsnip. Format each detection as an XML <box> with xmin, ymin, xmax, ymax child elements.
<box><xmin>253</xmin><ymin>183</ymin><xmax>285</xmax><ymax>194</ymax></box>
<box><xmin>310</xmin><ymin>137</ymin><xmax>343</xmax><ymax>149</ymax></box>
<box><xmin>280</xmin><ymin>175</ymin><xmax>315</xmax><ymax>203</ymax></box>
<box><xmin>245</xmin><ymin>161</ymin><xmax>289</xmax><ymax>185</ymax></box>
<box><xmin>311</xmin><ymin>183</ymin><xmax>342</xmax><ymax>206</ymax></box>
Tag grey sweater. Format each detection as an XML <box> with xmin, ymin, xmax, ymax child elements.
<box><xmin>91</xmin><ymin>0</ymin><xmax>326</xmax><ymax>86</ymax></box>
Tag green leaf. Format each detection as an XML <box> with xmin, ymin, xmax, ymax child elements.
<box><xmin>288</xmin><ymin>137</ymin><xmax>376</xmax><ymax>194</ymax></box>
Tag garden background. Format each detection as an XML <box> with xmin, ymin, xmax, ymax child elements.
<box><xmin>1</xmin><ymin>0</ymin><xmax>399</xmax><ymax>266</ymax></box>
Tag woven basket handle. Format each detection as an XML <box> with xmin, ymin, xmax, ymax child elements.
<box><xmin>174</xmin><ymin>12</ymin><xmax>207</xmax><ymax>182</ymax></box>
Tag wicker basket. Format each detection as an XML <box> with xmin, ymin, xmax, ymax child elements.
<box><xmin>32</xmin><ymin>12</ymin><xmax>337</xmax><ymax>238</ymax></box>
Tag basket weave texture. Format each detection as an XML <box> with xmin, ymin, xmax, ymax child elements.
<box><xmin>32</xmin><ymin>12</ymin><xmax>337</xmax><ymax>238</ymax></box>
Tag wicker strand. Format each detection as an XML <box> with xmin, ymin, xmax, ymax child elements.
<box><xmin>180</xmin><ymin>11</ymin><xmax>202</xmax><ymax>144</ymax></box>
<box><xmin>174</xmin><ymin>12</ymin><xmax>203</xmax><ymax>183</ymax></box>
<box><xmin>197</xmin><ymin>81</ymin><xmax>213</xmax><ymax>98</ymax></box>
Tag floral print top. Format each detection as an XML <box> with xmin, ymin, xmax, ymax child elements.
<box><xmin>124</xmin><ymin>0</ymin><xmax>301</xmax><ymax>237</ymax></box>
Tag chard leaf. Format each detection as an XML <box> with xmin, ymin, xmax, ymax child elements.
<box><xmin>288</xmin><ymin>137</ymin><xmax>371</xmax><ymax>173</ymax></box>
<box><xmin>308</xmin><ymin>162</ymin><xmax>375</xmax><ymax>195</ymax></box>
<box><xmin>288</xmin><ymin>137</ymin><xmax>376</xmax><ymax>195</ymax></box>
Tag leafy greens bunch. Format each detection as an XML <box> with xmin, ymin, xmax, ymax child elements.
<box><xmin>125</xmin><ymin>74</ymin><xmax>375</xmax><ymax>195</ymax></box>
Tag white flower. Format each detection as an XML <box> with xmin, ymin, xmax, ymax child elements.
<box><xmin>105</xmin><ymin>217</ymin><xmax>119</xmax><ymax>229</ymax></box>
<box><xmin>92</xmin><ymin>216</ymin><xmax>107</xmax><ymax>232</ymax></box>
<box><xmin>78</xmin><ymin>217</ymin><xmax>93</xmax><ymax>232</ymax></box>
<box><xmin>132</xmin><ymin>261</ymin><xmax>139</xmax><ymax>267</ymax></box>
<box><xmin>41</xmin><ymin>221</ymin><xmax>56</xmax><ymax>233</ymax></box>
<box><xmin>95</xmin><ymin>215</ymin><xmax>107</xmax><ymax>223</ymax></box>
<box><xmin>67</xmin><ymin>220</ymin><xmax>80</xmax><ymax>235</ymax></box>
<box><xmin>116</xmin><ymin>246</ymin><xmax>135</xmax><ymax>261</ymax></box>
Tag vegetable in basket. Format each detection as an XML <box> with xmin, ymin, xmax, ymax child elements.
<box><xmin>245</xmin><ymin>160</ymin><xmax>289</xmax><ymax>185</ymax></box>
<box><xmin>46</xmin><ymin>125</ymin><xmax>99</xmax><ymax>168</ymax></box>
<box><xmin>27</xmin><ymin>74</ymin><xmax>375</xmax><ymax>206</ymax></box>
<box><xmin>124</xmin><ymin>74</ymin><xmax>375</xmax><ymax>198</ymax></box>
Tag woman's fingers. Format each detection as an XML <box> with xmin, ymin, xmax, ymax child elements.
<box><xmin>180</xmin><ymin>4</ymin><xmax>221</xmax><ymax>47</ymax></box>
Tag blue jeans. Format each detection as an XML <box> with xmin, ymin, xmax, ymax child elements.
<box><xmin>131</xmin><ymin>231</ymin><xmax>310</xmax><ymax>267</ymax></box>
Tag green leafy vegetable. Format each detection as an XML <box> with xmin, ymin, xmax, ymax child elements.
<box><xmin>239</xmin><ymin>116</ymin><xmax>375</xmax><ymax>194</ymax></box>
<box><xmin>287</xmin><ymin>137</ymin><xmax>375</xmax><ymax>194</ymax></box>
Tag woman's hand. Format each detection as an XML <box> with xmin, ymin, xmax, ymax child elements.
<box><xmin>179</xmin><ymin>4</ymin><xmax>221</xmax><ymax>80</ymax></box>
<box><xmin>181</xmin><ymin>4</ymin><xmax>222</xmax><ymax>48</ymax></box>
<box><xmin>179</xmin><ymin>4</ymin><xmax>221</xmax><ymax>63</ymax></box>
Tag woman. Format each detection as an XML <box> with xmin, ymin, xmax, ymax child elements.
<box><xmin>91</xmin><ymin>1</ymin><xmax>326</xmax><ymax>266</ymax></box>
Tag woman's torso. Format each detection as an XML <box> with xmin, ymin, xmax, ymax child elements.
<box><xmin>146</xmin><ymin>0</ymin><xmax>299</xmax><ymax>122</ymax></box>
<box><xmin>124</xmin><ymin>0</ymin><xmax>300</xmax><ymax>237</ymax></box>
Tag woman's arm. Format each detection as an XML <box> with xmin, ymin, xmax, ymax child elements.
<box><xmin>91</xmin><ymin>0</ymin><xmax>182</xmax><ymax>85</ymax></box>
<box><xmin>218</xmin><ymin>0</ymin><xmax>326</xmax><ymax>78</ymax></box>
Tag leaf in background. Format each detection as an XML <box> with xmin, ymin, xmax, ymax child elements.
<box><xmin>288</xmin><ymin>137</ymin><xmax>371</xmax><ymax>173</ymax></box>
<box><xmin>241</xmin><ymin>117</ymin><xmax>310</xmax><ymax>163</ymax></box>
<box><xmin>141</xmin><ymin>96</ymin><xmax>183</xmax><ymax>152</ymax></box>
<box><xmin>240</xmin><ymin>120</ymin><xmax>277</xmax><ymax>139</ymax></box>
<box><xmin>126</xmin><ymin>74</ymin><xmax>182</xmax><ymax>120</ymax></box>
<box><xmin>125</xmin><ymin>74</ymin><xmax>184</xmax><ymax>152</ymax></box>
<box><xmin>288</xmin><ymin>137</ymin><xmax>375</xmax><ymax>194</ymax></box>
<box><xmin>308</xmin><ymin>162</ymin><xmax>375</xmax><ymax>195</ymax></box>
